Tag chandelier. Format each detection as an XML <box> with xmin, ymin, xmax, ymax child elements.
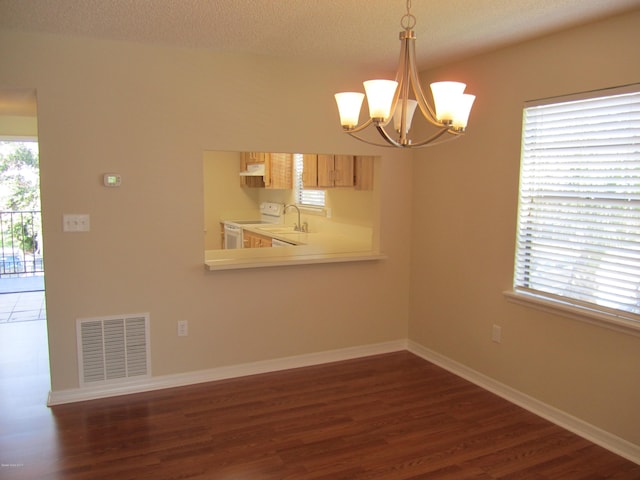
<box><xmin>334</xmin><ymin>0</ymin><xmax>475</xmax><ymax>148</ymax></box>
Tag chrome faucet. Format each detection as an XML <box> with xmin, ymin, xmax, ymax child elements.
<box><xmin>284</xmin><ymin>204</ymin><xmax>307</xmax><ymax>232</ymax></box>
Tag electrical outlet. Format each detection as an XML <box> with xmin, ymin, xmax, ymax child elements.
<box><xmin>177</xmin><ymin>320</ymin><xmax>188</xmax><ymax>337</ymax></box>
<box><xmin>492</xmin><ymin>324</ymin><xmax>502</xmax><ymax>343</ymax></box>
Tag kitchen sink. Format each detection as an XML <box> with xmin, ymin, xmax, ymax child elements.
<box><xmin>257</xmin><ymin>226</ymin><xmax>301</xmax><ymax>234</ymax></box>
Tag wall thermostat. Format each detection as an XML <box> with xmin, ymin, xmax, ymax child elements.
<box><xmin>103</xmin><ymin>173</ymin><xmax>121</xmax><ymax>187</ymax></box>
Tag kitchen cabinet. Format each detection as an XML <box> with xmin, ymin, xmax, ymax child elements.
<box><xmin>243</xmin><ymin>152</ymin><xmax>267</xmax><ymax>163</ymax></box>
<box><xmin>265</xmin><ymin>153</ymin><xmax>293</xmax><ymax>189</ymax></box>
<box><xmin>303</xmin><ymin>154</ymin><xmax>373</xmax><ymax>190</ymax></box>
<box><xmin>243</xmin><ymin>230</ymin><xmax>273</xmax><ymax>248</ymax></box>
<box><xmin>317</xmin><ymin>154</ymin><xmax>354</xmax><ymax>188</ymax></box>
<box><xmin>240</xmin><ymin>152</ymin><xmax>293</xmax><ymax>189</ymax></box>
<box><xmin>302</xmin><ymin>154</ymin><xmax>318</xmax><ymax>188</ymax></box>
<box><xmin>354</xmin><ymin>155</ymin><xmax>375</xmax><ymax>190</ymax></box>
<box><xmin>240</xmin><ymin>152</ymin><xmax>265</xmax><ymax>188</ymax></box>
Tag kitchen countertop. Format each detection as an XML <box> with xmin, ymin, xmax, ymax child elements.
<box><xmin>205</xmin><ymin>224</ymin><xmax>385</xmax><ymax>271</ymax></box>
<box><xmin>242</xmin><ymin>224</ymin><xmax>368</xmax><ymax>247</ymax></box>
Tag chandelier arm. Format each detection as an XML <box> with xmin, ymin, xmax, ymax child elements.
<box><xmin>397</xmin><ymin>33</ymin><xmax>413</xmax><ymax>145</ymax></box>
<box><xmin>345</xmin><ymin>130</ymin><xmax>399</xmax><ymax>148</ymax></box>
<box><xmin>374</xmin><ymin>124</ymin><xmax>404</xmax><ymax>147</ymax></box>
<box><xmin>406</xmin><ymin>38</ymin><xmax>442</xmax><ymax>127</ymax></box>
<box><xmin>409</xmin><ymin>128</ymin><xmax>459</xmax><ymax>148</ymax></box>
<box><xmin>418</xmin><ymin>132</ymin><xmax>465</xmax><ymax>147</ymax></box>
<box><xmin>342</xmin><ymin>117</ymin><xmax>374</xmax><ymax>134</ymax></box>
<box><xmin>347</xmin><ymin>128</ymin><xmax>461</xmax><ymax>149</ymax></box>
<box><xmin>410</xmin><ymin>135</ymin><xmax>463</xmax><ymax>148</ymax></box>
<box><xmin>348</xmin><ymin>127</ymin><xmax>462</xmax><ymax>149</ymax></box>
<box><xmin>382</xmin><ymin>33</ymin><xmax>410</xmax><ymax>132</ymax></box>
<box><xmin>393</xmin><ymin>34</ymin><xmax>409</xmax><ymax>89</ymax></box>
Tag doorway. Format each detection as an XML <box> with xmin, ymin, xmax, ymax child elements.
<box><xmin>0</xmin><ymin>140</ymin><xmax>45</xmax><ymax>320</ymax></box>
<box><xmin>0</xmin><ymin>89</ymin><xmax>50</xmax><ymax>411</ymax></box>
<box><xmin>0</xmin><ymin>140</ymin><xmax>44</xmax><ymax>294</ymax></box>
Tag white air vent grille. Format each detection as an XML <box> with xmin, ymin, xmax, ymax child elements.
<box><xmin>77</xmin><ymin>313</ymin><xmax>150</xmax><ymax>386</ymax></box>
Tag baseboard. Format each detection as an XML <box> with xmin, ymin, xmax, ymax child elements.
<box><xmin>47</xmin><ymin>339</ymin><xmax>408</xmax><ymax>406</ymax></box>
<box><xmin>407</xmin><ymin>340</ymin><xmax>640</xmax><ymax>465</ymax></box>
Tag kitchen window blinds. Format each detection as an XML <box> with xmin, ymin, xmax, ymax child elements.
<box><xmin>294</xmin><ymin>154</ymin><xmax>325</xmax><ymax>207</ymax></box>
<box><xmin>514</xmin><ymin>86</ymin><xmax>640</xmax><ymax>322</ymax></box>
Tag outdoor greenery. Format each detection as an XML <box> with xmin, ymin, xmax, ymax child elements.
<box><xmin>0</xmin><ymin>141</ymin><xmax>41</xmax><ymax>255</ymax></box>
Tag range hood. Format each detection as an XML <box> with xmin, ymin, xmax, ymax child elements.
<box><xmin>239</xmin><ymin>163</ymin><xmax>265</xmax><ymax>176</ymax></box>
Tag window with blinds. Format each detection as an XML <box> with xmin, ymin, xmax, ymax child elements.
<box><xmin>294</xmin><ymin>154</ymin><xmax>325</xmax><ymax>207</ymax></box>
<box><xmin>514</xmin><ymin>86</ymin><xmax>640</xmax><ymax>321</ymax></box>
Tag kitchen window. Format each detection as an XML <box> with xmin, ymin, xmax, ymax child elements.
<box><xmin>294</xmin><ymin>153</ymin><xmax>325</xmax><ymax>207</ymax></box>
<box><xmin>508</xmin><ymin>85</ymin><xmax>640</xmax><ymax>333</ymax></box>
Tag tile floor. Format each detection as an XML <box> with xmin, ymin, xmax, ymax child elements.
<box><xmin>0</xmin><ymin>289</ymin><xmax>51</xmax><ymax>427</ymax></box>
<box><xmin>0</xmin><ymin>291</ymin><xmax>46</xmax><ymax>323</ymax></box>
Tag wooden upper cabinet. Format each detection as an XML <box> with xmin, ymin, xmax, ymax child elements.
<box><xmin>266</xmin><ymin>153</ymin><xmax>293</xmax><ymax>189</ymax></box>
<box><xmin>354</xmin><ymin>155</ymin><xmax>375</xmax><ymax>190</ymax></box>
<box><xmin>302</xmin><ymin>154</ymin><xmax>318</xmax><ymax>188</ymax></box>
<box><xmin>240</xmin><ymin>152</ymin><xmax>265</xmax><ymax>188</ymax></box>
<box><xmin>243</xmin><ymin>152</ymin><xmax>266</xmax><ymax>163</ymax></box>
<box><xmin>240</xmin><ymin>152</ymin><xmax>367</xmax><ymax>190</ymax></box>
<box><xmin>317</xmin><ymin>154</ymin><xmax>354</xmax><ymax>188</ymax></box>
<box><xmin>240</xmin><ymin>152</ymin><xmax>292</xmax><ymax>189</ymax></box>
<box><xmin>316</xmin><ymin>154</ymin><xmax>333</xmax><ymax>188</ymax></box>
<box><xmin>333</xmin><ymin>155</ymin><xmax>354</xmax><ymax>187</ymax></box>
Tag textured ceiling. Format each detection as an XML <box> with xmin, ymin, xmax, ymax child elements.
<box><xmin>1</xmin><ymin>0</ymin><xmax>639</xmax><ymax>116</ymax></box>
<box><xmin>1</xmin><ymin>0</ymin><xmax>639</xmax><ymax>70</ymax></box>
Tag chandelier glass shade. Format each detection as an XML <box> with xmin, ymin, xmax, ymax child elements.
<box><xmin>334</xmin><ymin>1</ymin><xmax>475</xmax><ymax>148</ymax></box>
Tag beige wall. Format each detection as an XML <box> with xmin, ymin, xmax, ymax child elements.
<box><xmin>2</xmin><ymin>7</ymin><xmax>639</xmax><ymax>450</ymax></box>
<box><xmin>410</xmin><ymin>10</ymin><xmax>640</xmax><ymax>446</ymax></box>
<box><xmin>0</xmin><ymin>30</ymin><xmax>412</xmax><ymax>391</ymax></box>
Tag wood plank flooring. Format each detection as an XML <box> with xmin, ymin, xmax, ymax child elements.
<box><xmin>2</xmin><ymin>351</ymin><xmax>639</xmax><ymax>479</ymax></box>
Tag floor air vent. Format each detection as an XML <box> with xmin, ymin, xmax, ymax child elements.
<box><xmin>77</xmin><ymin>313</ymin><xmax>150</xmax><ymax>386</ymax></box>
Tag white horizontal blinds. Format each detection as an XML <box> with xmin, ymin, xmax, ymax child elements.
<box><xmin>301</xmin><ymin>189</ymin><xmax>326</xmax><ymax>207</ymax></box>
<box><xmin>515</xmin><ymin>89</ymin><xmax>640</xmax><ymax>317</ymax></box>
<box><xmin>294</xmin><ymin>153</ymin><xmax>325</xmax><ymax>207</ymax></box>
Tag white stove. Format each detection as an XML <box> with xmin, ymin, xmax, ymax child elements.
<box><xmin>223</xmin><ymin>202</ymin><xmax>284</xmax><ymax>249</ymax></box>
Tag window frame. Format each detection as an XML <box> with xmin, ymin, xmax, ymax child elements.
<box><xmin>506</xmin><ymin>84</ymin><xmax>640</xmax><ymax>336</ymax></box>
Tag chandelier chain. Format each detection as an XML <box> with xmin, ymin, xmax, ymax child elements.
<box><xmin>401</xmin><ymin>0</ymin><xmax>416</xmax><ymax>30</ymax></box>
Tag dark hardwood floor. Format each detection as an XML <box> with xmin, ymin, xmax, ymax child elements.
<box><xmin>1</xmin><ymin>337</ymin><xmax>639</xmax><ymax>479</ymax></box>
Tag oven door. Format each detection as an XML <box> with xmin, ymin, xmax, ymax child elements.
<box><xmin>223</xmin><ymin>223</ymin><xmax>243</xmax><ymax>249</ymax></box>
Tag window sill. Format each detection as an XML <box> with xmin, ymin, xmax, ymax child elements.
<box><xmin>296</xmin><ymin>204</ymin><xmax>327</xmax><ymax>216</ymax></box>
<box><xmin>503</xmin><ymin>289</ymin><xmax>640</xmax><ymax>337</ymax></box>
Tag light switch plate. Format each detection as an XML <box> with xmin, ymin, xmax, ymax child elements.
<box><xmin>63</xmin><ymin>214</ymin><xmax>90</xmax><ymax>232</ymax></box>
<box><xmin>492</xmin><ymin>324</ymin><xmax>502</xmax><ymax>343</ymax></box>
<box><xmin>177</xmin><ymin>320</ymin><xmax>188</xmax><ymax>337</ymax></box>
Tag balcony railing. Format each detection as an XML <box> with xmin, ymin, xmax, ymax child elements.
<box><xmin>0</xmin><ymin>210</ymin><xmax>43</xmax><ymax>276</ymax></box>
